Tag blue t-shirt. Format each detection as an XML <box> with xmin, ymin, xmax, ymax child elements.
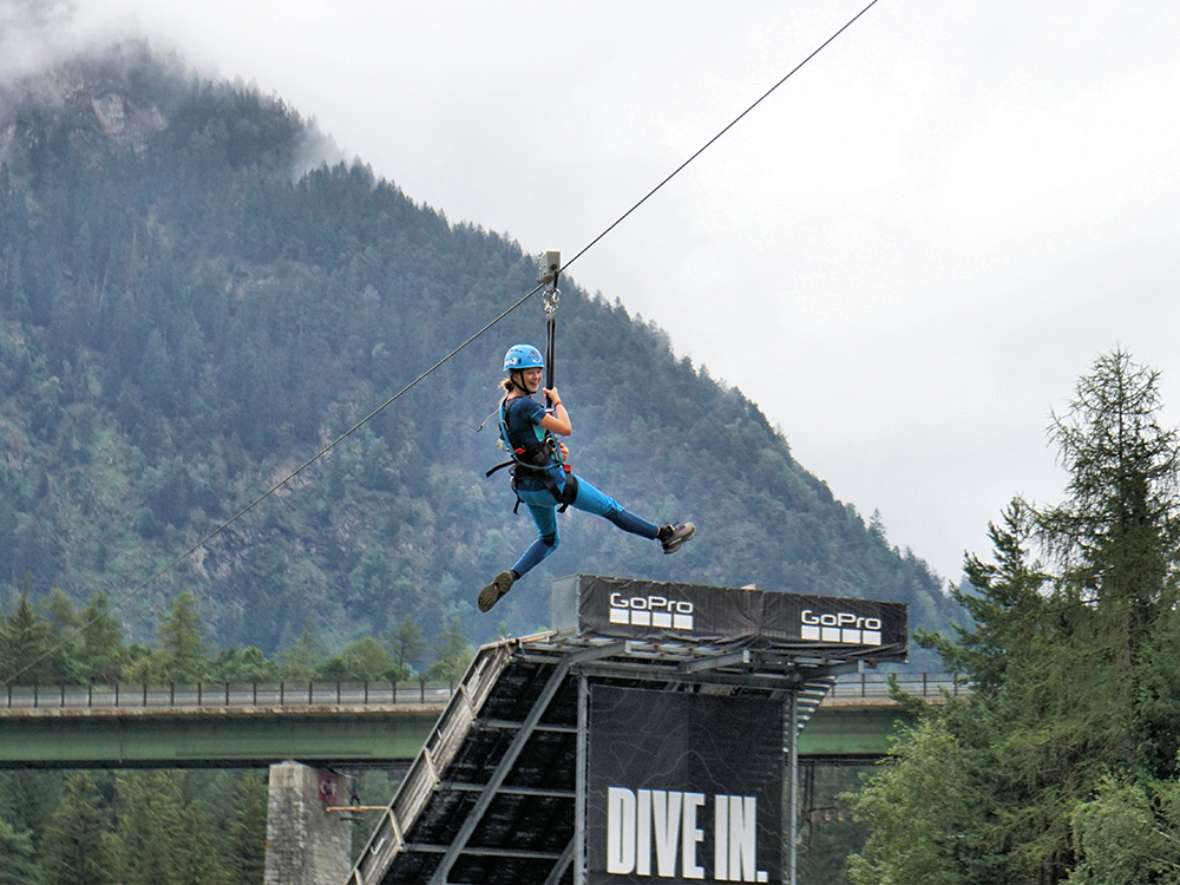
<box><xmin>501</xmin><ymin>396</ymin><xmax>562</xmax><ymax>490</ymax></box>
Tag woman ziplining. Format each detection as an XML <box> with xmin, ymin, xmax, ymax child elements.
<box><xmin>478</xmin><ymin>342</ymin><xmax>695</xmax><ymax>613</ymax></box>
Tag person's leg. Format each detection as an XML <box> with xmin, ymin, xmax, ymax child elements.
<box><xmin>567</xmin><ymin>474</ymin><xmax>696</xmax><ymax>553</ymax></box>
<box><xmin>567</xmin><ymin>475</ymin><xmax>659</xmax><ymax>539</ymax></box>
<box><xmin>479</xmin><ymin>493</ymin><xmax>559</xmax><ymax>613</ymax></box>
<box><xmin>510</xmin><ymin>500</ymin><xmax>560</xmax><ymax>578</ymax></box>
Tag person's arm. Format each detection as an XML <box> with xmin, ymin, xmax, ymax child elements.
<box><xmin>539</xmin><ymin>387</ymin><xmax>572</xmax><ymax>436</ymax></box>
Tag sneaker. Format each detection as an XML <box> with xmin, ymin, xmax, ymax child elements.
<box><xmin>659</xmin><ymin>522</ymin><xmax>696</xmax><ymax>555</ymax></box>
<box><xmin>478</xmin><ymin>570</ymin><xmax>515</xmax><ymax>613</ymax></box>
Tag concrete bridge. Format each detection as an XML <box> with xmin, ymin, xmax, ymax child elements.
<box><xmin>0</xmin><ymin>673</ymin><xmax>967</xmax><ymax>769</ymax></box>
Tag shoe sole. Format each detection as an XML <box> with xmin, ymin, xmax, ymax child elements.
<box><xmin>662</xmin><ymin>522</ymin><xmax>696</xmax><ymax>554</ymax></box>
<box><xmin>478</xmin><ymin>571</ymin><xmax>515</xmax><ymax>613</ymax></box>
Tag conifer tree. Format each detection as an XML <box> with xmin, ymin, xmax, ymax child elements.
<box><xmin>0</xmin><ymin>593</ymin><xmax>52</xmax><ymax>684</ymax></box>
<box><xmin>227</xmin><ymin>773</ymin><xmax>268</xmax><ymax>883</ymax></box>
<box><xmin>77</xmin><ymin>593</ymin><xmax>124</xmax><ymax>683</ymax></box>
<box><xmin>158</xmin><ymin>593</ymin><xmax>208</xmax><ymax>683</ymax></box>
<box><xmin>277</xmin><ymin>625</ymin><xmax>324</xmax><ymax>681</ymax></box>
<box><xmin>113</xmin><ymin>772</ymin><xmax>188</xmax><ymax>885</ymax></box>
<box><xmin>428</xmin><ymin>618</ymin><xmax>473</xmax><ymax>684</ymax></box>
<box><xmin>40</xmin><ymin>587</ymin><xmax>81</xmax><ymax>681</ymax></box>
<box><xmin>0</xmin><ymin>815</ymin><xmax>40</xmax><ymax>885</ymax></box>
<box><xmin>389</xmin><ymin>617</ymin><xmax>425</xmax><ymax>680</ymax></box>
<box><xmin>40</xmin><ymin>772</ymin><xmax>117</xmax><ymax>885</ymax></box>
<box><xmin>851</xmin><ymin>351</ymin><xmax>1180</xmax><ymax>884</ymax></box>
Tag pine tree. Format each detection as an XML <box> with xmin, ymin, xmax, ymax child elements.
<box><xmin>389</xmin><ymin>617</ymin><xmax>425</xmax><ymax>680</ymax></box>
<box><xmin>852</xmin><ymin>351</ymin><xmax>1180</xmax><ymax>883</ymax></box>
<box><xmin>158</xmin><ymin>593</ymin><xmax>208</xmax><ymax>683</ymax></box>
<box><xmin>0</xmin><ymin>814</ymin><xmax>41</xmax><ymax>885</ymax></box>
<box><xmin>40</xmin><ymin>587</ymin><xmax>82</xmax><ymax>681</ymax></box>
<box><xmin>78</xmin><ymin>593</ymin><xmax>124</xmax><ymax>683</ymax></box>
<box><xmin>227</xmin><ymin>773</ymin><xmax>268</xmax><ymax>884</ymax></box>
<box><xmin>40</xmin><ymin>772</ymin><xmax>118</xmax><ymax>885</ymax></box>
<box><xmin>0</xmin><ymin>593</ymin><xmax>53</xmax><ymax>684</ymax></box>
<box><xmin>112</xmin><ymin>772</ymin><xmax>187</xmax><ymax>885</ymax></box>
<box><xmin>428</xmin><ymin>619</ymin><xmax>473</xmax><ymax>685</ymax></box>
<box><xmin>277</xmin><ymin>625</ymin><xmax>324</xmax><ymax>681</ymax></box>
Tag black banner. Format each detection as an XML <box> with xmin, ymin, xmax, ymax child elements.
<box><xmin>557</xmin><ymin>575</ymin><xmax>906</xmax><ymax>649</ymax></box>
<box><xmin>586</xmin><ymin>686</ymin><xmax>783</xmax><ymax>884</ymax></box>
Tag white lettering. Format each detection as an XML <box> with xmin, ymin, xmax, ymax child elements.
<box><xmin>801</xmin><ymin>609</ymin><xmax>882</xmax><ymax>631</ymax></box>
<box><xmin>607</xmin><ymin>787</ymin><xmax>636</xmax><ymax>874</ymax></box>
<box><xmin>682</xmin><ymin>792</ymin><xmax>705</xmax><ymax>879</ymax></box>
<box><xmin>715</xmin><ymin>794</ymin><xmax>729</xmax><ymax>880</ymax></box>
<box><xmin>609</xmin><ymin>595</ymin><xmax>695</xmax><ymax>615</ymax></box>
<box><xmin>637</xmin><ymin>789</ymin><xmax>652</xmax><ymax>875</ymax></box>
<box><xmin>728</xmin><ymin>795</ymin><xmax>757</xmax><ymax>882</ymax></box>
<box><xmin>608</xmin><ymin>788</ymin><xmax>761</xmax><ymax>880</ymax></box>
<box><xmin>651</xmin><ymin>790</ymin><xmax>682</xmax><ymax>876</ymax></box>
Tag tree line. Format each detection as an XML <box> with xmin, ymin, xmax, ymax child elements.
<box><xmin>0</xmin><ymin>586</ymin><xmax>474</xmax><ymax>688</ymax></box>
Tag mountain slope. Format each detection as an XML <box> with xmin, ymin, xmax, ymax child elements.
<box><xmin>0</xmin><ymin>44</ymin><xmax>958</xmax><ymax>656</ymax></box>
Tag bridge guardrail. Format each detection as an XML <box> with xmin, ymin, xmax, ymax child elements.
<box><xmin>2</xmin><ymin>680</ymin><xmax>455</xmax><ymax>710</ymax></box>
<box><xmin>827</xmin><ymin>672</ymin><xmax>972</xmax><ymax>698</ymax></box>
<box><xmin>1</xmin><ymin>672</ymin><xmax>971</xmax><ymax>711</ymax></box>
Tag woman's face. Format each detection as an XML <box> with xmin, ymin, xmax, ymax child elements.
<box><xmin>520</xmin><ymin>368</ymin><xmax>543</xmax><ymax>392</ymax></box>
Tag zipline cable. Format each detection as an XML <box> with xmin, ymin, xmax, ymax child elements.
<box><xmin>1</xmin><ymin>0</ymin><xmax>883</xmax><ymax>686</ymax></box>
<box><xmin>554</xmin><ymin>0</ymin><xmax>882</xmax><ymax>281</ymax></box>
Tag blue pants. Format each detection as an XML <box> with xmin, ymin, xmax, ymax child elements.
<box><xmin>510</xmin><ymin>473</ymin><xmax>659</xmax><ymax>579</ymax></box>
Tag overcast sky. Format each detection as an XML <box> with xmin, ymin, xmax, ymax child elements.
<box><xmin>6</xmin><ymin>0</ymin><xmax>1180</xmax><ymax>582</ymax></box>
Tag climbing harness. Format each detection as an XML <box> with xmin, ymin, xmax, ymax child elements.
<box><xmin>484</xmin><ymin>251</ymin><xmax>577</xmax><ymax>512</ymax></box>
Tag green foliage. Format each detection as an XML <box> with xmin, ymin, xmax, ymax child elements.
<box><xmin>276</xmin><ymin>625</ymin><xmax>324</xmax><ymax>680</ymax></box>
<box><xmin>0</xmin><ymin>814</ymin><xmax>41</xmax><ymax>885</ymax></box>
<box><xmin>213</xmin><ymin>645</ymin><xmax>279</xmax><ymax>682</ymax></box>
<box><xmin>227</xmin><ymin>773</ymin><xmax>268</xmax><ymax>883</ymax></box>
<box><xmin>77</xmin><ymin>592</ymin><xmax>124</xmax><ymax>682</ymax></box>
<box><xmin>319</xmin><ymin>635</ymin><xmax>396</xmax><ymax>681</ymax></box>
<box><xmin>157</xmin><ymin>592</ymin><xmax>208</xmax><ymax>683</ymax></box>
<box><xmin>1068</xmin><ymin>775</ymin><xmax>1180</xmax><ymax>884</ymax></box>
<box><xmin>40</xmin><ymin>772</ymin><xmax>117</xmax><ymax>885</ymax></box>
<box><xmin>848</xmin><ymin>719</ymin><xmax>975</xmax><ymax>885</ymax></box>
<box><xmin>428</xmin><ymin>618</ymin><xmax>474</xmax><ymax>684</ymax></box>
<box><xmin>852</xmin><ymin>351</ymin><xmax>1180</xmax><ymax>883</ymax></box>
<box><xmin>389</xmin><ymin>617</ymin><xmax>426</xmax><ymax>678</ymax></box>
<box><xmin>0</xmin><ymin>593</ymin><xmax>55</xmax><ymax>683</ymax></box>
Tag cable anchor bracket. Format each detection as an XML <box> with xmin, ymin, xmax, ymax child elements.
<box><xmin>539</xmin><ymin>249</ymin><xmax>561</xmax><ymax>319</ymax></box>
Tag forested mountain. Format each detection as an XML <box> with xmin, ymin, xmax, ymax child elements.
<box><xmin>0</xmin><ymin>42</ymin><xmax>958</xmax><ymax>658</ymax></box>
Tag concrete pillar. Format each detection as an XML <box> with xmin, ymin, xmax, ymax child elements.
<box><xmin>265</xmin><ymin>761</ymin><xmax>353</xmax><ymax>885</ymax></box>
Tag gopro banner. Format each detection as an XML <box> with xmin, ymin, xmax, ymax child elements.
<box><xmin>587</xmin><ymin>686</ymin><xmax>783</xmax><ymax>884</ymax></box>
<box><xmin>566</xmin><ymin>575</ymin><xmax>906</xmax><ymax>648</ymax></box>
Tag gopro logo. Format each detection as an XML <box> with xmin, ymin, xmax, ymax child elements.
<box><xmin>608</xmin><ymin>593</ymin><xmax>694</xmax><ymax>631</ymax></box>
<box><xmin>800</xmin><ymin>609</ymin><xmax>883</xmax><ymax>645</ymax></box>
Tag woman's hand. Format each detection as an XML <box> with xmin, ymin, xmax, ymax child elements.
<box><xmin>539</xmin><ymin>390</ymin><xmax>572</xmax><ymax>436</ymax></box>
<box><xmin>558</xmin><ymin>442</ymin><xmax>570</xmax><ymax>461</ymax></box>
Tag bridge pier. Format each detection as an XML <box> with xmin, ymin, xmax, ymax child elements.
<box><xmin>264</xmin><ymin>761</ymin><xmax>353</xmax><ymax>885</ymax></box>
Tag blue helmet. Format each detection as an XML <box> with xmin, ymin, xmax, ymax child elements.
<box><xmin>503</xmin><ymin>344</ymin><xmax>544</xmax><ymax>373</ymax></box>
